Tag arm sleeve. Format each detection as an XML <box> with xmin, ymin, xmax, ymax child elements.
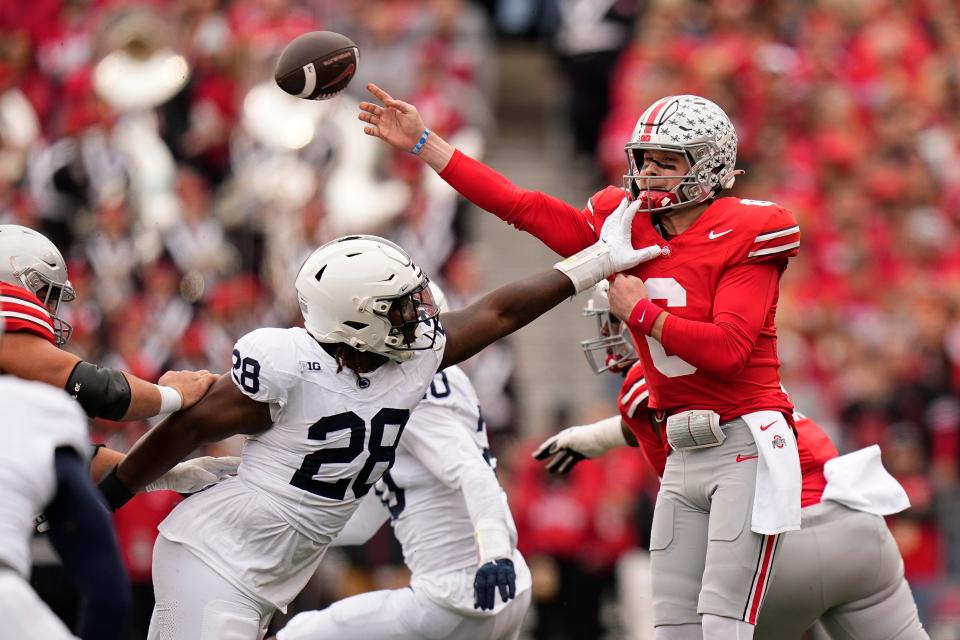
<box><xmin>402</xmin><ymin>401</ymin><xmax>515</xmax><ymax>554</ymax></box>
<box><xmin>439</xmin><ymin>149</ymin><xmax>599</xmax><ymax>257</ymax></box>
<box><xmin>644</xmin><ymin>262</ymin><xmax>781</xmax><ymax>378</ymax></box>
<box><xmin>330</xmin><ymin>493</ymin><xmax>390</xmax><ymax>547</ymax></box>
<box><xmin>46</xmin><ymin>449</ymin><xmax>131</xmax><ymax>640</ymax></box>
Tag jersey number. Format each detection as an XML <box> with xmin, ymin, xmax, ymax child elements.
<box><xmin>643</xmin><ymin>278</ymin><xmax>697</xmax><ymax>378</ymax></box>
<box><xmin>232</xmin><ymin>349</ymin><xmax>261</xmax><ymax>394</ymax></box>
<box><xmin>290</xmin><ymin>409</ymin><xmax>410</xmax><ymax>500</ymax></box>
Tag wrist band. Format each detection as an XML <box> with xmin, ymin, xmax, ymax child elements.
<box><xmin>628</xmin><ymin>299</ymin><xmax>663</xmax><ymax>335</ymax></box>
<box><xmin>410</xmin><ymin>128</ymin><xmax>431</xmax><ymax>155</ymax></box>
<box><xmin>97</xmin><ymin>465</ymin><xmax>136</xmax><ymax>511</ymax></box>
<box><xmin>157</xmin><ymin>385</ymin><xmax>183</xmax><ymax>414</ymax></box>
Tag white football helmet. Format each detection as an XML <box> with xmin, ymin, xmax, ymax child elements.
<box><xmin>295</xmin><ymin>235</ymin><xmax>441</xmax><ymax>362</ymax></box>
<box><xmin>623</xmin><ymin>94</ymin><xmax>739</xmax><ymax>213</ymax></box>
<box><xmin>581</xmin><ymin>280</ymin><xmax>637</xmax><ymax>374</ymax></box>
<box><xmin>0</xmin><ymin>225</ymin><xmax>75</xmax><ymax>345</ymax></box>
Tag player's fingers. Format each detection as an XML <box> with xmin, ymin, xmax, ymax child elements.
<box><xmin>532</xmin><ymin>438</ymin><xmax>558</xmax><ymax>460</ymax></box>
<box><xmin>556</xmin><ymin>453</ymin><xmax>578</xmax><ymax>475</ymax></box>
<box><xmin>358</xmin><ymin>101</ymin><xmax>382</xmax><ymax>114</ymax></box>
<box><xmin>544</xmin><ymin>452</ymin><xmax>566</xmax><ymax>473</ymax></box>
<box><xmin>384</xmin><ymin>98</ymin><xmax>413</xmax><ymax>114</ymax></box>
<box><xmin>497</xmin><ymin>575</ymin><xmax>510</xmax><ymax>603</ymax></box>
<box><xmin>362</xmin><ymin>125</ymin><xmax>379</xmax><ymax>137</ymax></box>
<box><xmin>358</xmin><ymin>111</ymin><xmax>374</xmax><ymax>124</ymax></box>
<box><xmin>367</xmin><ymin>83</ymin><xmax>393</xmax><ymax>103</ymax></box>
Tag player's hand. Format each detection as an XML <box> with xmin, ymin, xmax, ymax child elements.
<box><xmin>474</xmin><ymin>558</ymin><xmax>516</xmax><ymax>611</ymax></box>
<box><xmin>359</xmin><ymin>83</ymin><xmax>425</xmax><ymax>150</ymax></box>
<box><xmin>158</xmin><ymin>369</ymin><xmax>219</xmax><ymax>410</ymax></box>
<box><xmin>144</xmin><ymin>455</ymin><xmax>240</xmax><ymax>493</ymax></box>
<box><xmin>608</xmin><ymin>274</ymin><xmax>649</xmax><ymax>321</ymax></box>
<box><xmin>533</xmin><ymin>426</ymin><xmax>600</xmax><ymax>474</ymax></box>
<box><xmin>601</xmin><ymin>197</ymin><xmax>662</xmax><ymax>273</ymax></box>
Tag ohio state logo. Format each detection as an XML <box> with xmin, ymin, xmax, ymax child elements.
<box><xmin>772</xmin><ymin>435</ymin><xmax>786</xmax><ymax>449</ymax></box>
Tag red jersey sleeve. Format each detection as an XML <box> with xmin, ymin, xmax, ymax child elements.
<box><xmin>741</xmin><ymin>202</ymin><xmax>800</xmax><ymax>264</ymax></box>
<box><xmin>618</xmin><ymin>362</ymin><xmax>667</xmax><ymax>476</ymax></box>
<box><xmin>439</xmin><ymin>150</ymin><xmax>600</xmax><ymax>257</ymax></box>
<box><xmin>0</xmin><ymin>282</ymin><xmax>57</xmax><ymax>345</ymax></box>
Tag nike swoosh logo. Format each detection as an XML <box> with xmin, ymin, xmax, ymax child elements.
<box><xmin>708</xmin><ymin>229</ymin><xmax>733</xmax><ymax>240</ymax></box>
<box><xmin>736</xmin><ymin>454</ymin><xmax>759</xmax><ymax>462</ymax></box>
<box><xmin>321</xmin><ymin>63</ymin><xmax>356</xmax><ymax>90</ymax></box>
<box><xmin>639</xmin><ymin>309</ymin><xmax>646</xmax><ymax>324</ymax></box>
<box><xmin>759</xmin><ymin>421</ymin><xmax>776</xmax><ymax>431</ymax></box>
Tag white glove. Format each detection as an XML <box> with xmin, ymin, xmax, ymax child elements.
<box><xmin>553</xmin><ymin>197</ymin><xmax>663</xmax><ymax>293</ymax></box>
<box><xmin>532</xmin><ymin>416</ymin><xmax>626</xmax><ymax>474</ymax></box>
<box><xmin>145</xmin><ymin>456</ymin><xmax>241</xmax><ymax>493</ymax></box>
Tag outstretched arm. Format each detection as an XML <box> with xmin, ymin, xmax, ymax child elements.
<box><xmin>99</xmin><ymin>375</ymin><xmax>272</xmax><ymax>508</ymax></box>
<box><xmin>440</xmin><ymin>198</ymin><xmax>662</xmax><ymax>370</ymax></box>
<box><xmin>359</xmin><ymin>83</ymin><xmax>598</xmax><ymax>257</ymax></box>
<box><xmin>0</xmin><ymin>332</ymin><xmax>218</xmax><ymax>420</ymax></box>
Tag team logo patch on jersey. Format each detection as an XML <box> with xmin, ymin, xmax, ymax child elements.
<box><xmin>299</xmin><ymin>361</ymin><xmax>323</xmax><ymax>371</ymax></box>
<box><xmin>772</xmin><ymin>434</ymin><xmax>786</xmax><ymax>449</ymax></box>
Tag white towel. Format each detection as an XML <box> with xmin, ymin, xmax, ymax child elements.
<box><xmin>821</xmin><ymin>445</ymin><xmax>910</xmax><ymax>515</ymax></box>
<box><xmin>741</xmin><ymin>411</ymin><xmax>802</xmax><ymax>534</ymax></box>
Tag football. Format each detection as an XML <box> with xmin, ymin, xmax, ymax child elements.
<box><xmin>274</xmin><ymin>31</ymin><xmax>359</xmax><ymax>101</ymax></box>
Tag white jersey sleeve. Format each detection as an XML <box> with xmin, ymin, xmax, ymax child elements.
<box><xmin>400</xmin><ymin>372</ymin><xmax>516</xmax><ymax>562</ymax></box>
<box><xmin>230</xmin><ymin>328</ymin><xmax>301</xmax><ymax>408</ymax></box>
<box><xmin>0</xmin><ymin>376</ymin><xmax>90</xmax><ymax>577</ymax></box>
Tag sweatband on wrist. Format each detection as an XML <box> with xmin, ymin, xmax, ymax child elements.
<box><xmin>97</xmin><ymin>465</ymin><xmax>135</xmax><ymax>511</ymax></box>
<box><xmin>157</xmin><ymin>385</ymin><xmax>183</xmax><ymax>414</ymax></box>
<box><xmin>475</xmin><ymin>524</ymin><xmax>513</xmax><ymax>564</ymax></box>
<box><xmin>410</xmin><ymin>128</ymin><xmax>431</xmax><ymax>155</ymax></box>
<box><xmin>552</xmin><ymin>243</ymin><xmax>612</xmax><ymax>294</ymax></box>
<box><xmin>628</xmin><ymin>299</ymin><xmax>664</xmax><ymax>335</ymax></box>
<box><xmin>591</xmin><ymin>416</ymin><xmax>629</xmax><ymax>452</ymax></box>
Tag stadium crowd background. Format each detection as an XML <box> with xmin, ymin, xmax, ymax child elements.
<box><xmin>2</xmin><ymin>0</ymin><xmax>959</xmax><ymax>638</ymax></box>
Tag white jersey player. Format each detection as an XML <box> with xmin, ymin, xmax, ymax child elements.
<box><xmin>0</xmin><ymin>376</ymin><xmax>131</xmax><ymax>640</ymax></box>
<box><xmin>98</xmin><ymin>221</ymin><xmax>662</xmax><ymax>640</ymax></box>
<box><xmin>276</xmin><ymin>364</ymin><xmax>531</xmax><ymax>640</ymax></box>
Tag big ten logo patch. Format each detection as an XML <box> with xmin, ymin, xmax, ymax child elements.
<box><xmin>299</xmin><ymin>361</ymin><xmax>322</xmax><ymax>372</ymax></box>
<box><xmin>772</xmin><ymin>435</ymin><xmax>786</xmax><ymax>449</ymax></box>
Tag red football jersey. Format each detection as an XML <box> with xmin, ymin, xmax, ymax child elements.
<box><xmin>439</xmin><ymin>151</ymin><xmax>797</xmax><ymax>421</ymax></box>
<box><xmin>589</xmin><ymin>187</ymin><xmax>799</xmax><ymax>423</ymax></box>
<box><xmin>0</xmin><ymin>281</ymin><xmax>57</xmax><ymax>345</ymax></box>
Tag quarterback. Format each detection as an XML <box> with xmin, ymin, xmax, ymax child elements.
<box><xmin>534</xmin><ymin>285</ymin><xmax>927</xmax><ymax>640</ymax></box>
<box><xmin>97</xmin><ymin>223</ymin><xmax>659</xmax><ymax>639</ymax></box>
<box><xmin>363</xmin><ymin>85</ymin><xmax>802</xmax><ymax>640</ymax></box>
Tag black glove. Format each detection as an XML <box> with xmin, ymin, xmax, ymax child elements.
<box><xmin>473</xmin><ymin>558</ymin><xmax>516</xmax><ymax>611</ymax></box>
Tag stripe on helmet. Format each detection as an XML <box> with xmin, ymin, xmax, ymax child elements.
<box><xmin>640</xmin><ymin>96</ymin><xmax>675</xmax><ymax>137</ymax></box>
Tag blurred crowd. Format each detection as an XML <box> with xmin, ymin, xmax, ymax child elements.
<box><xmin>4</xmin><ymin>0</ymin><xmax>960</xmax><ymax>637</ymax></box>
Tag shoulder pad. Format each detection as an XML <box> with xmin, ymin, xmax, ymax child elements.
<box><xmin>0</xmin><ymin>282</ymin><xmax>57</xmax><ymax>344</ymax></box>
<box><xmin>618</xmin><ymin>361</ymin><xmax>649</xmax><ymax>419</ymax></box>
<box><xmin>727</xmin><ymin>199</ymin><xmax>800</xmax><ymax>264</ymax></box>
<box><xmin>586</xmin><ymin>186</ymin><xmax>629</xmax><ymax>231</ymax></box>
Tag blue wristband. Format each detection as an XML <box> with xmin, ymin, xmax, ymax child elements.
<box><xmin>410</xmin><ymin>128</ymin><xmax>431</xmax><ymax>155</ymax></box>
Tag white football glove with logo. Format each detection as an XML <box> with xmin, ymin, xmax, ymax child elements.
<box><xmin>145</xmin><ymin>456</ymin><xmax>241</xmax><ymax>493</ymax></box>
<box><xmin>532</xmin><ymin>416</ymin><xmax>627</xmax><ymax>474</ymax></box>
<box><xmin>553</xmin><ymin>197</ymin><xmax>662</xmax><ymax>293</ymax></box>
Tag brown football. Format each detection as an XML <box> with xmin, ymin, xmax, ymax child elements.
<box><xmin>274</xmin><ymin>31</ymin><xmax>359</xmax><ymax>101</ymax></box>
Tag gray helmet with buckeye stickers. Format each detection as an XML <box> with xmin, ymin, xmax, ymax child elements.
<box><xmin>623</xmin><ymin>94</ymin><xmax>739</xmax><ymax>213</ymax></box>
<box><xmin>0</xmin><ymin>225</ymin><xmax>75</xmax><ymax>345</ymax></box>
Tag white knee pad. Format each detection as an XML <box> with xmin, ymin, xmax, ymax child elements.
<box><xmin>655</xmin><ymin>622</ymin><xmax>703</xmax><ymax>640</ymax></box>
<box><xmin>701</xmin><ymin>613</ymin><xmax>754</xmax><ymax>640</ymax></box>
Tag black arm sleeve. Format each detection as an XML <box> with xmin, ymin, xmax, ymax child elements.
<box><xmin>65</xmin><ymin>361</ymin><xmax>132</xmax><ymax>420</ymax></box>
<box><xmin>46</xmin><ymin>448</ymin><xmax>132</xmax><ymax>640</ymax></box>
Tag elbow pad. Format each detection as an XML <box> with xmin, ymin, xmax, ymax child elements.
<box><xmin>65</xmin><ymin>361</ymin><xmax>132</xmax><ymax>420</ymax></box>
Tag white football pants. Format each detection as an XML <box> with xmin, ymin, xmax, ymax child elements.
<box><xmin>277</xmin><ymin>585</ymin><xmax>531</xmax><ymax>640</ymax></box>
<box><xmin>0</xmin><ymin>569</ymin><xmax>77</xmax><ymax>640</ymax></box>
<box><xmin>148</xmin><ymin>535</ymin><xmax>274</xmax><ymax>640</ymax></box>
